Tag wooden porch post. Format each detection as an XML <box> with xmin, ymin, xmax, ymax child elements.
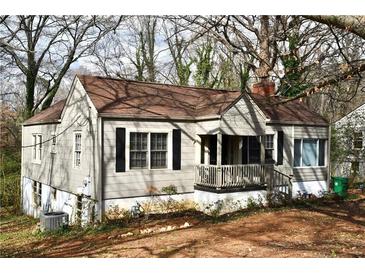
<box><xmin>260</xmin><ymin>135</ymin><xmax>265</xmax><ymax>164</ymax></box>
<box><xmin>217</xmin><ymin>132</ymin><xmax>222</xmax><ymax>189</ymax></box>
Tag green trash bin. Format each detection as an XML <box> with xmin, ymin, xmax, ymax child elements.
<box><xmin>332</xmin><ymin>177</ymin><xmax>349</xmax><ymax>197</ymax></box>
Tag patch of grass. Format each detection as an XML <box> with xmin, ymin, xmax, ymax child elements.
<box><xmin>344</xmin><ymin>193</ymin><xmax>360</xmax><ymax>200</ymax></box>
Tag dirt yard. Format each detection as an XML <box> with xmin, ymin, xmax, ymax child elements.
<box><xmin>1</xmin><ymin>196</ymin><xmax>364</xmax><ymax>258</ymax></box>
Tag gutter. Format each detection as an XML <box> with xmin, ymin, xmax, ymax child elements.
<box><xmin>267</xmin><ymin>120</ymin><xmax>329</xmax><ymax>127</ymax></box>
<box><xmin>22</xmin><ymin>120</ymin><xmax>61</xmax><ymax>126</ymax></box>
<box><xmin>99</xmin><ymin>113</ymin><xmax>221</xmax><ymax>122</ymax></box>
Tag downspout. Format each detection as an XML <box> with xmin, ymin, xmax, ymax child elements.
<box><xmin>101</xmin><ymin>117</ymin><xmax>105</xmax><ymax>220</ymax></box>
<box><xmin>96</xmin><ymin>116</ymin><xmax>104</xmax><ymax>221</ymax></box>
<box><xmin>20</xmin><ymin>125</ymin><xmax>24</xmax><ymax>213</ymax></box>
<box><xmin>328</xmin><ymin>125</ymin><xmax>332</xmax><ymax>192</ymax></box>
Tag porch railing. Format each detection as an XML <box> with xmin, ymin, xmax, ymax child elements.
<box><xmin>195</xmin><ymin>164</ymin><xmax>271</xmax><ymax>189</ymax></box>
<box><xmin>195</xmin><ymin>164</ymin><xmax>292</xmax><ymax>197</ymax></box>
<box><xmin>268</xmin><ymin>168</ymin><xmax>293</xmax><ymax>198</ymax></box>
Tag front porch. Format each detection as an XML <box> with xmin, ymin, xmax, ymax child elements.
<box><xmin>195</xmin><ymin>133</ymin><xmax>292</xmax><ymax>197</ymax></box>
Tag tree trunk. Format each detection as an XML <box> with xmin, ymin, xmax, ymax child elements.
<box><xmin>25</xmin><ymin>72</ymin><xmax>36</xmax><ymax>118</ymax></box>
<box><xmin>256</xmin><ymin>16</ymin><xmax>271</xmax><ymax>80</ymax></box>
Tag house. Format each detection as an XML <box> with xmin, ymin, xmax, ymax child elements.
<box><xmin>333</xmin><ymin>102</ymin><xmax>365</xmax><ymax>178</ymax></box>
<box><xmin>21</xmin><ymin>75</ymin><xmax>330</xmax><ymax>222</ymax></box>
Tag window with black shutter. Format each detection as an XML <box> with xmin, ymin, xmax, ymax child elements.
<box><xmin>173</xmin><ymin>129</ymin><xmax>181</xmax><ymax>170</ymax></box>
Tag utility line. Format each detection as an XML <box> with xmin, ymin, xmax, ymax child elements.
<box><xmin>21</xmin><ymin>115</ymin><xmax>83</xmax><ymax>148</ymax></box>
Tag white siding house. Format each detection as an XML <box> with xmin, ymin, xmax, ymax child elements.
<box><xmin>334</xmin><ymin>102</ymin><xmax>365</xmax><ymax>178</ymax></box>
<box><xmin>21</xmin><ymin>75</ymin><xmax>330</xmax><ymax>222</ymax></box>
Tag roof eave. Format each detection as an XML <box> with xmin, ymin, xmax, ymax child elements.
<box><xmin>99</xmin><ymin>113</ymin><xmax>221</xmax><ymax>121</ymax></box>
<box><xmin>267</xmin><ymin>120</ymin><xmax>329</xmax><ymax>127</ymax></box>
<box><xmin>22</xmin><ymin>120</ymin><xmax>61</xmax><ymax>126</ymax></box>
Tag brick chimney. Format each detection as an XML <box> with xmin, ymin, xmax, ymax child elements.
<box><xmin>252</xmin><ymin>79</ymin><xmax>276</xmax><ymax>96</ymax></box>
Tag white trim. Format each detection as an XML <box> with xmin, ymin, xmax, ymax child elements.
<box><xmin>293</xmin><ymin>138</ymin><xmax>327</xmax><ymax>168</ymax></box>
<box><xmin>31</xmin><ymin>133</ymin><xmax>42</xmax><ymax>164</ymax></box>
<box><xmin>244</xmin><ymin>94</ymin><xmax>271</xmax><ymax>122</ymax></box>
<box><xmin>125</xmin><ymin>128</ymin><xmax>172</xmax><ymax>172</ymax></box>
<box><xmin>273</xmin><ymin>131</ymin><xmax>278</xmax><ymax>163</ymax></box>
<box><xmin>60</xmin><ymin>76</ymin><xmax>98</xmax><ymax>121</ymax></box>
<box><xmin>73</xmin><ymin>131</ymin><xmax>82</xmax><ymax>169</ymax></box>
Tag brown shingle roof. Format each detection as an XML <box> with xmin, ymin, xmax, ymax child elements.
<box><xmin>23</xmin><ymin>99</ymin><xmax>66</xmax><ymax>125</ymax></box>
<box><xmin>78</xmin><ymin>75</ymin><xmax>241</xmax><ymax>119</ymax></box>
<box><xmin>249</xmin><ymin>93</ymin><xmax>328</xmax><ymax>125</ymax></box>
<box><xmin>23</xmin><ymin>75</ymin><xmax>328</xmax><ymax>126</ymax></box>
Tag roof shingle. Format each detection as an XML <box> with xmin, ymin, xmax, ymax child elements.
<box><xmin>24</xmin><ymin>75</ymin><xmax>328</xmax><ymax>126</ymax></box>
<box><xmin>23</xmin><ymin>99</ymin><xmax>66</xmax><ymax>125</ymax></box>
<box><xmin>249</xmin><ymin>93</ymin><xmax>328</xmax><ymax>125</ymax></box>
<box><xmin>78</xmin><ymin>75</ymin><xmax>241</xmax><ymax>119</ymax></box>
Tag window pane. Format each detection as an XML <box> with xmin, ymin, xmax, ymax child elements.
<box><xmin>130</xmin><ymin>151</ymin><xmax>147</xmax><ymax>168</ymax></box>
<box><xmin>265</xmin><ymin>149</ymin><xmax>273</xmax><ymax>161</ymax></box>
<box><xmin>130</xmin><ymin>133</ymin><xmax>148</xmax><ymax>169</ymax></box>
<box><xmin>351</xmin><ymin>161</ymin><xmax>359</xmax><ymax>174</ymax></box>
<box><xmin>151</xmin><ymin>151</ymin><xmax>167</xmax><ymax>168</ymax></box>
<box><xmin>302</xmin><ymin>139</ymin><xmax>317</xmax><ymax>166</ymax></box>
<box><xmin>130</xmin><ymin>133</ymin><xmax>147</xmax><ymax>151</ymax></box>
<box><xmin>294</xmin><ymin>139</ymin><xmax>301</xmax><ymax>167</ymax></box>
<box><xmin>151</xmin><ymin>133</ymin><xmax>167</xmax><ymax>168</ymax></box>
<box><xmin>354</xmin><ymin>132</ymin><xmax>363</xmax><ymax>149</ymax></box>
<box><xmin>151</xmin><ymin>133</ymin><xmax>167</xmax><ymax>151</ymax></box>
<box><xmin>265</xmin><ymin>135</ymin><xmax>274</xmax><ymax>149</ymax></box>
<box><xmin>33</xmin><ymin>135</ymin><xmax>37</xmax><ymax>160</ymax></box>
<box><xmin>38</xmin><ymin>135</ymin><xmax>42</xmax><ymax>160</ymax></box>
<box><xmin>74</xmin><ymin>133</ymin><xmax>81</xmax><ymax>167</ymax></box>
<box><xmin>248</xmin><ymin>136</ymin><xmax>260</xmax><ymax>164</ymax></box>
<box><xmin>318</xmin><ymin>139</ymin><xmax>325</xmax><ymax>166</ymax></box>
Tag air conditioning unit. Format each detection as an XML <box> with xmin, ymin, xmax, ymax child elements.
<box><xmin>40</xmin><ymin>211</ymin><xmax>69</xmax><ymax>231</ymax></box>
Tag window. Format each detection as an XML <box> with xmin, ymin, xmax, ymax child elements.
<box><xmin>264</xmin><ymin>135</ymin><xmax>274</xmax><ymax>161</ymax></box>
<box><xmin>32</xmin><ymin>181</ymin><xmax>42</xmax><ymax>207</ymax></box>
<box><xmin>294</xmin><ymin>138</ymin><xmax>326</xmax><ymax>167</ymax></box>
<box><xmin>150</xmin><ymin>133</ymin><xmax>168</xmax><ymax>169</ymax></box>
<box><xmin>129</xmin><ymin>132</ymin><xmax>169</xmax><ymax>169</ymax></box>
<box><xmin>351</xmin><ymin>161</ymin><xmax>359</xmax><ymax>175</ymax></box>
<box><xmin>354</xmin><ymin>131</ymin><xmax>363</xmax><ymax>149</ymax></box>
<box><xmin>32</xmin><ymin>134</ymin><xmax>42</xmax><ymax>162</ymax></box>
<box><xmin>38</xmin><ymin>135</ymin><xmax>42</xmax><ymax>160</ymax></box>
<box><xmin>130</xmin><ymin>132</ymin><xmax>148</xmax><ymax>169</ymax></box>
<box><xmin>248</xmin><ymin>136</ymin><xmax>260</xmax><ymax>164</ymax></box>
<box><xmin>52</xmin><ymin>134</ymin><xmax>57</xmax><ymax>145</ymax></box>
<box><xmin>32</xmin><ymin>135</ymin><xmax>37</xmax><ymax>160</ymax></box>
<box><xmin>74</xmin><ymin>132</ymin><xmax>82</xmax><ymax>167</ymax></box>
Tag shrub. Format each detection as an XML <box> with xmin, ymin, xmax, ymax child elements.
<box><xmin>0</xmin><ymin>147</ymin><xmax>21</xmax><ymax>213</ymax></box>
<box><xmin>161</xmin><ymin>185</ymin><xmax>177</xmax><ymax>195</ymax></box>
<box><xmin>104</xmin><ymin>205</ymin><xmax>132</xmax><ymax>224</ymax></box>
<box><xmin>140</xmin><ymin>198</ymin><xmax>197</xmax><ymax>215</ymax></box>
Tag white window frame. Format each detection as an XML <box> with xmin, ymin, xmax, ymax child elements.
<box><xmin>353</xmin><ymin>131</ymin><xmax>363</xmax><ymax>149</ymax></box>
<box><xmin>150</xmin><ymin>133</ymin><xmax>168</xmax><ymax>169</ymax></box>
<box><xmin>293</xmin><ymin>138</ymin><xmax>327</xmax><ymax>168</ymax></box>
<box><xmin>125</xmin><ymin>129</ymin><xmax>172</xmax><ymax>172</ymax></box>
<box><xmin>73</xmin><ymin>131</ymin><xmax>82</xmax><ymax>168</ymax></box>
<box><xmin>32</xmin><ymin>133</ymin><xmax>42</xmax><ymax>164</ymax></box>
<box><xmin>129</xmin><ymin>132</ymin><xmax>149</xmax><ymax>169</ymax></box>
<box><xmin>263</xmin><ymin>134</ymin><xmax>274</xmax><ymax>162</ymax></box>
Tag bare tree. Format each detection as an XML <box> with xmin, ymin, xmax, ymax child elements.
<box><xmin>304</xmin><ymin>16</ymin><xmax>365</xmax><ymax>40</ymax></box>
<box><xmin>162</xmin><ymin>19</ymin><xmax>193</xmax><ymax>85</ymax></box>
<box><xmin>0</xmin><ymin>15</ymin><xmax>121</xmax><ymax>118</ymax></box>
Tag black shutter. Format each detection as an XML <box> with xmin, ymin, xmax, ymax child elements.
<box><xmin>241</xmin><ymin>136</ymin><xmax>248</xmax><ymax>164</ymax></box>
<box><xmin>116</xmin><ymin>128</ymin><xmax>126</xmax><ymax>172</ymax></box>
<box><xmin>209</xmin><ymin>135</ymin><xmax>217</xmax><ymax>165</ymax></box>
<box><xmin>277</xmin><ymin>131</ymin><xmax>284</xmax><ymax>165</ymax></box>
<box><xmin>173</xmin><ymin>129</ymin><xmax>181</xmax><ymax>170</ymax></box>
<box><xmin>200</xmin><ymin>136</ymin><xmax>205</xmax><ymax>164</ymax></box>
